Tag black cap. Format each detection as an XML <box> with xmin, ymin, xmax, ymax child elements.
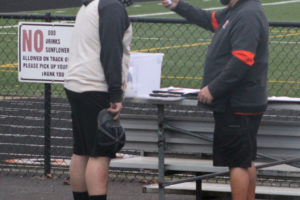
<box><xmin>96</xmin><ymin>109</ymin><xmax>126</xmax><ymax>154</ymax></box>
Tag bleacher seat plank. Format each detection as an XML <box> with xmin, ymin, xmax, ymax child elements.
<box><xmin>143</xmin><ymin>182</ymin><xmax>300</xmax><ymax>198</ymax></box>
<box><xmin>110</xmin><ymin>156</ymin><xmax>300</xmax><ymax>176</ymax></box>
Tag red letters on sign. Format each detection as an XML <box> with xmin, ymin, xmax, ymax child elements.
<box><xmin>22</xmin><ymin>29</ymin><xmax>44</xmax><ymax>52</ymax></box>
<box><xmin>23</xmin><ymin>30</ymin><xmax>32</xmax><ymax>52</ymax></box>
<box><xmin>34</xmin><ymin>30</ymin><xmax>43</xmax><ymax>53</ymax></box>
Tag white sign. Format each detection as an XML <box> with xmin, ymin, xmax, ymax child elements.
<box><xmin>18</xmin><ymin>22</ymin><xmax>74</xmax><ymax>83</ymax></box>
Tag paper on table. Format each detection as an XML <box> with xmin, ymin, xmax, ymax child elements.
<box><xmin>128</xmin><ymin>94</ymin><xmax>184</xmax><ymax>102</ymax></box>
<box><xmin>152</xmin><ymin>87</ymin><xmax>200</xmax><ymax>95</ymax></box>
<box><xmin>152</xmin><ymin>87</ymin><xmax>300</xmax><ymax>103</ymax></box>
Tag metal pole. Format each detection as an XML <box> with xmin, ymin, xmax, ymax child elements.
<box><xmin>44</xmin><ymin>83</ymin><xmax>51</xmax><ymax>176</ymax></box>
<box><xmin>157</xmin><ymin>104</ymin><xmax>165</xmax><ymax>200</ymax></box>
<box><xmin>195</xmin><ymin>174</ymin><xmax>203</xmax><ymax>200</ymax></box>
<box><xmin>44</xmin><ymin>12</ymin><xmax>52</xmax><ymax>176</ymax></box>
<box><xmin>165</xmin><ymin>123</ymin><xmax>213</xmax><ymax>142</ymax></box>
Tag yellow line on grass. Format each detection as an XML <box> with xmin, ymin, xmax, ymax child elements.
<box><xmin>268</xmin><ymin>79</ymin><xmax>300</xmax><ymax>84</ymax></box>
<box><xmin>270</xmin><ymin>32</ymin><xmax>300</xmax><ymax>38</ymax></box>
<box><xmin>0</xmin><ymin>62</ymin><xmax>18</xmax><ymax>68</ymax></box>
<box><xmin>0</xmin><ymin>70</ymin><xmax>17</xmax><ymax>73</ymax></box>
<box><xmin>133</xmin><ymin>41</ymin><xmax>211</xmax><ymax>52</ymax></box>
<box><xmin>161</xmin><ymin>75</ymin><xmax>203</xmax><ymax>80</ymax></box>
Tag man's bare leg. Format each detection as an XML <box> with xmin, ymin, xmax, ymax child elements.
<box><xmin>85</xmin><ymin>157</ymin><xmax>110</xmax><ymax>195</ymax></box>
<box><xmin>247</xmin><ymin>162</ymin><xmax>256</xmax><ymax>200</ymax></box>
<box><xmin>230</xmin><ymin>167</ymin><xmax>250</xmax><ymax>200</ymax></box>
<box><xmin>70</xmin><ymin>154</ymin><xmax>89</xmax><ymax>192</ymax></box>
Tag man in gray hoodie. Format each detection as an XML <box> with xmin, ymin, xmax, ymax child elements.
<box><xmin>161</xmin><ymin>0</ymin><xmax>268</xmax><ymax>199</ymax></box>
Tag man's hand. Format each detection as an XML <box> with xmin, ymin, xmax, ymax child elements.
<box><xmin>161</xmin><ymin>0</ymin><xmax>179</xmax><ymax>9</ymax></box>
<box><xmin>107</xmin><ymin>102</ymin><xmax>122</xmax><ymax>120</ymax></box>
<box><xmin>198</xmin><ymin>86</ymin><xmax>213</xmax><ymax>104</ymax></box>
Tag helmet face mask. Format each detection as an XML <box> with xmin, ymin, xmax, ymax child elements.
<box><xmin>220</xmin><ymin>0</ymin><xmax>230</xmax><ymax>5</ymax></box>
<box><xmin>96</xmin><ymin>109</ymin><xmax>126</xmax><ymax>154</ymax></box>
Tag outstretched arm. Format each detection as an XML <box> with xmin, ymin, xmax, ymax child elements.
<box><xmin>161</xmin><ymin>0</ymin><xmax>221</xmax><ymax>32</ymax></box>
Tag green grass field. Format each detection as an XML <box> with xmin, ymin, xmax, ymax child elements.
<box><xmin>1</xmin><ymin>0</ymin><xmax>300</xmax><ymax>97</ymax></box>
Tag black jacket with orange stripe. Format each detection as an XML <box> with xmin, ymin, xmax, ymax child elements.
<box><xmin>173</xmin><ymin>0</ymin><xmax>269</xmax><ymax>113</ymax></box>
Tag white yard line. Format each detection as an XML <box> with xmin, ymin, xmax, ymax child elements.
<box><xmin>130</xmin><ymin>6</ymin><xmax>225</xmax><ymax>17</ymax></box>
<box><xmin>270</xmin><ymin>41</ymin><xmax>300</xmax><ymax>44</ymax></box>
<box><xmin>133</xmin><ymin>36</ymin><xmax>299</xmax><ymax>45</ymax></box>
<box><xmin>263</xmin><ymin>0</ymin><xmax>300</xmax><ymax>6</ymax></box>
<box><xmin>0</xmin><ymin>32</ymin><xmax>16</xmax><ymax>35</ymax></box>
<box><xmin>131</xmin><ymin>11</ymin><xmax>175</xmax><ymax>17</ymax></box>
<box><xmin>0</xmin><ymin>25</ymin><xmax>18</xmax><ymax>29</ymax></box>
<box><xmin>130</xmin><ymin>0</ymin><xmax>300</xmax><ymax>17</ymax></box>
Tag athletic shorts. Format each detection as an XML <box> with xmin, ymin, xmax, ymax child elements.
<box><xmin>65</xmin><ymin>88</ymin><xmax>116</xmax><ymax>158</ymax></box>
<box><xmin>213</xmin><ymin>110</ymin><xmax>262</xmax><ymax>168</ymax></box>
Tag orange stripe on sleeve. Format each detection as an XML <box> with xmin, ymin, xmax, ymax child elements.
<box><xmin>232</xmin><ymin>50</ymin><xmax>255</xmax><ymax>66</ymax></box>
<box><xmin>212</xmin><ymin>12</ymin><xmax>219</xmax><ymax>31</ymax></box>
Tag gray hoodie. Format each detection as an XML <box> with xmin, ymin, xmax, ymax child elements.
<box><xmin>174</xmin><ymin>0</ymin><xmax>269</xmax><ymax>113</ymax></box>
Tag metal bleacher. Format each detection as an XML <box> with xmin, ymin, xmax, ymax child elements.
<box><xmin>110</xmin><ymin>98</ymin><xmax>300</xmax><ymax>200</ymax></box>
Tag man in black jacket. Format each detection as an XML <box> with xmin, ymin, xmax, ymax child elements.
<box><xmin>161</xmin><ymin>0</ymin><xmax>268</xmax><ymax>199</ymax></box>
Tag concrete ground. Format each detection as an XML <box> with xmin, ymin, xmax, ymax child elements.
<box><xmin>0</xmin><ymin>173</ymin><xmax>196</xmax><ymax>200</ymax></box>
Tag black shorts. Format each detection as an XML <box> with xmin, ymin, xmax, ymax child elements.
<box><xmin>213</xmin><ymin>110</ymin><xmax>262</xmax><ymax>168</ymax></box>
<box><xmin>65</xmin><ymin>88</ymin><xmax>116</xmax><ymax>158</ymax></box>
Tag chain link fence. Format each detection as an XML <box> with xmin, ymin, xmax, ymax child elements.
<box><xmin>1</xmin><ymin>14</ymin><xmax>300</xmax><ymax>188</ymax></box>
